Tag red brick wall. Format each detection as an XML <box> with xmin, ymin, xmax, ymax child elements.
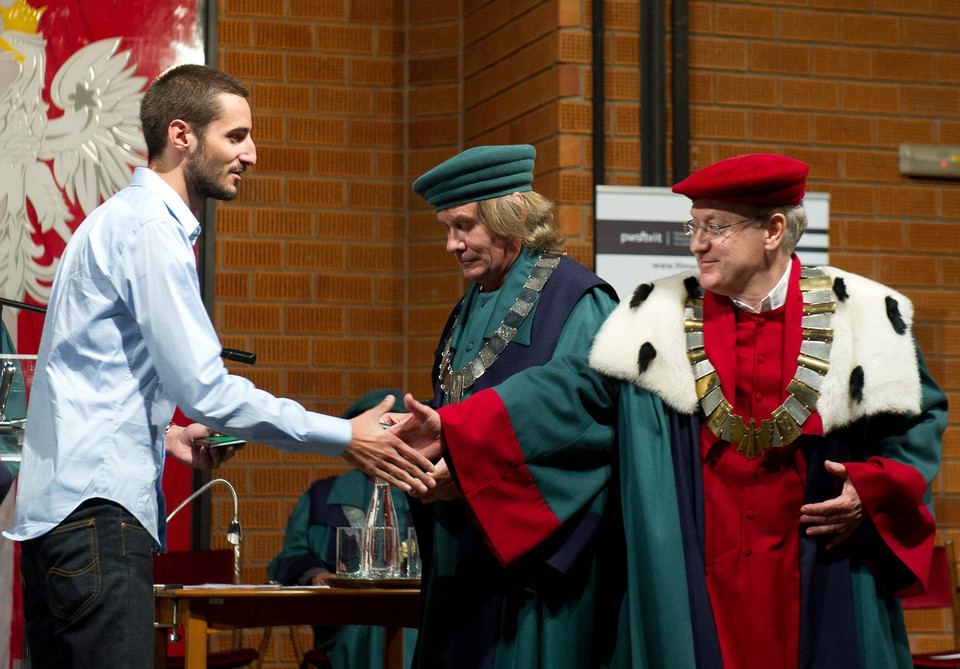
<box><xmin>206</xmin><ymin>1</ymin><xmax>959</xmax><ymax>664</ymax></box>
<box><xmin>212</xmin><ymin>1</ymin><xmax>424</xmax><ymax>662</ymax></box>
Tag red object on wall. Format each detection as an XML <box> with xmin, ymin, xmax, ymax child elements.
<box><xmin>164</xmin><ymin>408</ymin><xmax>198</xmax><ymax>552</ymax></box>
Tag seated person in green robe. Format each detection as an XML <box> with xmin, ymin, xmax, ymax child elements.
<box><xmin>268</xmin><ymin>389</ymin><xmax>418</xmax><ymax>669</ymax></box>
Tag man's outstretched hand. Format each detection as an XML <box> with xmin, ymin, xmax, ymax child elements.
<box><xmin>344</xmin><ymin>395</ymin><xmax>436</xmax><ymax>494</ymax></box>
<box><xmin>388</xmin><ymin>394</ymin><xmax>444</xmax><ymax>463</ymax></box>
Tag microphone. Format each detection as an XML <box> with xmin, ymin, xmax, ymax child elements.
<box><xmin>0</xmin><ymin>296</ymin><xmax>47</xmax><ymax>315</ymax></box>
<box><xmin>219</xmin><ymin>348</ymin><xmax>257</xmax><ymax>365</ymax></box>
<box><xmin>166</xmin><ymin>478</ymin><xmax>242</xmax><ymax>585</ymax></box>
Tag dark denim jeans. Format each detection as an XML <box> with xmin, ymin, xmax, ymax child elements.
<box><xmin>21</xmin><ymin>498</ymin><xmax>155</xmax><ymax>668</ymax></box>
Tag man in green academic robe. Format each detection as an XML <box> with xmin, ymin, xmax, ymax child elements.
<box><xmin>401</xmin><ymin>144</ymin><xmax>619</xmax><ymax>669</ymax></box>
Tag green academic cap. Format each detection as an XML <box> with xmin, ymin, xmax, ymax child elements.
<box><xmin>342</xmin><ymin>388</ymin><xmax>406</xmax><ymax>419</ymax></box>
<box><xmin>412</xmin><ymin>144</ymin><xmax>536</xmax><ymax>212</ymax></box>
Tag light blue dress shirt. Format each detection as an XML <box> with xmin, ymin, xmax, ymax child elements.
<box><xmin>5</xmin><ymin>168</ymin><xmax>351</xmax><ymax>546</ymax></box>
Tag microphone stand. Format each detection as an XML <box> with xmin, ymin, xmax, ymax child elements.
<box><xmin>165</xmin><ymin>478</ymin><xmax>243</xmax><ymax>647</ymax></box>
<box><xmin>166</xmin><ymin>478</ymin><xmax>243</xmax><ymax>586</ymax></box>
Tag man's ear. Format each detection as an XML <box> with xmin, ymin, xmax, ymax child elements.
<box><xmin>167</xmin><ymin>119</ymin><xmax>193</xmax><ymax>154</ymax></box>
<box><xmin>764</xmin><ymin>212</ymin><xmax>787</xmax><ymax>251</ymax></box>
<box><xmin>511</xmin><ymin>191</ymin><xmax>527</xmax><ymax>222</ymax></box>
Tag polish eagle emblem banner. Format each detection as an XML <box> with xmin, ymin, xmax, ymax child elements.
<box><xmin>0</xmin><ymin>1</ymin><xmax>205</xmax><ymax>664</ymax></box>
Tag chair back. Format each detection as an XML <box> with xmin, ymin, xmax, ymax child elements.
<box><xmin>902</xmin><ymin>539</ymin><xmax>960</xmax><ymax>648</ymax></box>
<box><xmin>154</xmin><ymin>548</ymin><xmax>235</xmax><ymax>586</ymax></box>
<box><xmin>154</xmin><ymin>549</ymin><xmax>258</xmax><ymax>668</ymax></box>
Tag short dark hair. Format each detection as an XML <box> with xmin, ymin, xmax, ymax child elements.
<box><xmin>140</xmin><ymin>64</ymin><xmax>249</xmax><ymax>161</ymax></box>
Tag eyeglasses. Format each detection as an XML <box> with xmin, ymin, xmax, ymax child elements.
<box><xmin>681</xmin><ymin>217</ymin><xmax>757</xmax><ymax>240</ymax></box>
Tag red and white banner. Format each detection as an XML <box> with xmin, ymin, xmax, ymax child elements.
<box><xmin>0</xmin><ymin>1</ymin><xmax>205</xmax><ymax>664</ymax></box>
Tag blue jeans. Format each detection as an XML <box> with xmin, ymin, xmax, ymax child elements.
<box><xmin>21</xmin><ymin>498</ymin><xmax>155</xmax><ymax>668</ymax></box>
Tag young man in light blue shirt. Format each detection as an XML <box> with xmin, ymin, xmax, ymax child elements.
<box><xmin>5</xmin><ymin>65</ymin><xmax>434</xmax><ymax>668</ymax></box>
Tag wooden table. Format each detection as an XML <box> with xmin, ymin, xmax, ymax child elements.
<box><xmin>154</xmin><ymin>584</ymin><xmax>419</xmax><ymax>669</ymax></box>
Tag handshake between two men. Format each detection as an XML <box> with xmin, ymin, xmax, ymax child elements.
<box><xmin>349</xmin><ymin>393</ymin><xmax>450</xmax><ymax>502</ymax></box>
<box><xmin>342</xmin><ymin>393</ymin><xmax>445</xmax><ymax>497</ymax></box>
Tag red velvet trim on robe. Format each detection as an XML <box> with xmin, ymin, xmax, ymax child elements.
<box><xmin>845</xmin><ymin>456</ymin><xmax>936</xmax><ymax>597</ymax></box>
<box><xmin>438</xmin><ymin>389</ymin><xmax>562</xmax><ymax>567</ymax></box>
<box><xmin>698</xmin><ymin>262</ymin><xmax>810</xmax><ymax>669</ymax></box>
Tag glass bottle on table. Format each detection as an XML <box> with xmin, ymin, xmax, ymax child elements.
<box><xmin>362</xmin><ymin>478</ymin><xmax>400</xmax><ymax>577</ymax></box>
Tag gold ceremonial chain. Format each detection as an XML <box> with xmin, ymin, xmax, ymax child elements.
<box><xmin>686</xmin><ymin>268</ymin><xmax>835</xmax><ymax>459</ymax></box>
<box><xmin>439</xmin><ymin>252</ymin><xmax>562</xmax><ymax>403</ymax></box>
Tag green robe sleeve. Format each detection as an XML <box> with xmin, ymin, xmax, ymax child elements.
<box><xmin>441</xmin><ymin>354</ymin><xmax>619</xmax><ymax>565</ymax></box>
<box><xmin>843</xmin><ymin>344</ymin><xmax>946</xmax><ymax>593</ymax></box>
<box><xmin>846</xmin><ymin>346</ymin><xmax>947</xmax><ymax>669</ymax></box>
<box><xmin>440</xmin><ymin>279</ymin><xmax>618</xmax><ymax>565</ymax></box>
<box><xmin>440</xmin><ymin>358</ymin><xmax>701</xmax><ymax>668</ymax></box>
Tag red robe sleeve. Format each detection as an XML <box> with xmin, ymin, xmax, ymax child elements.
<box><xmin>439</xmin><ymin>390</ymin><xmax>562</xmax><ymax>567</ymax></box>
<box><xmin>845</xmin><ymin>456</ymin><xmax>935</xmax><ymax>597</ymax></box>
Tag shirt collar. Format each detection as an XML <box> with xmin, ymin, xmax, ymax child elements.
<box><xmin>732</xmin><ymin>259</ymin><xmax>792</xmax><ymax>314</ymax></box>
<box><xmin>130</xmin><ymin>167</ymin><xmax>202</xmax><ymax>244</ymax></box>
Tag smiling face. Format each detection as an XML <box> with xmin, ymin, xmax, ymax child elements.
<box><xmin>688</xmin><ymin>199</ymin><xmax>789</xmax><ymax>306</ymax></box>
<box><xmin>184</xmin><ymin>93</ymin><xmax>256</xmax><ymax>203</ymax></box>
<box><xmin>437</xmin><ymin>201</ymin><xmax>522</xmax><ymax>292</ymax></box>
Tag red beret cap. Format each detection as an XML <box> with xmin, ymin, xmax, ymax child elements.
<box><xmin>672</xmin><ymin>154</ymin><xmax>810</xmax><ymax>206</ymax></box>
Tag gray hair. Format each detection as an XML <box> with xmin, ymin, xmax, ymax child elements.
<box><xmin>475</xmin><ymin>191</ymin><xmax>565</xmax><ymax>251</ymax></box>
<box><xmin>750</xmin><ymin>204</ymin><xmax>807</xmax><ymax>254</ymax></box>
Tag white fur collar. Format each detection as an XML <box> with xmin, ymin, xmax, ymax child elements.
<box><xmin>588</xmin><ymin>267</ymin><xmax>921</xmax><ymax>432</ymax></box>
